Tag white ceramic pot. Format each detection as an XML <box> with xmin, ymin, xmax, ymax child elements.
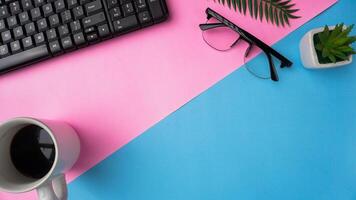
<box><xmin>299</xmin><ymin>26</ymin><xmax>353</xmax><ymax>69</ymax></box>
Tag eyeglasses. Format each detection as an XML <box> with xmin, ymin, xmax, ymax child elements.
<box><xmin>199</xmin><ymin>8</ymin><xmax>293</xmax><ymax>82</ymax></box>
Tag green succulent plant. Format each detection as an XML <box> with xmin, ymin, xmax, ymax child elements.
<box><xmin>213</xmin><ymin>0</ymin><xmax>300</xmax><ymax>27</ymax></box>
<box><xmin>314</xmin><ymin>23</ymin><xmax>356</xmax><ymax>64</ymax></box>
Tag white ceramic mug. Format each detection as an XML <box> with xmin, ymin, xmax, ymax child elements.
<box><xmin>0</xmin><ymin>117</ymin><xmax>80</xmax><ymax>200</ymax></box>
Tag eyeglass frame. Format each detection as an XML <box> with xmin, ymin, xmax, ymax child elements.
<box><xmin>199</xmin><ymin>8</ymin><xmax>293</xmax><ymax>82</ymax></box>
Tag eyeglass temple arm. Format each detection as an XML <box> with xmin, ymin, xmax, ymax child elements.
<box><xmin>265</xmin><ymin>52</ymin><xmax>279</xmax><ymax>81</ymax></box>
<box><xmin>205</xmin><ymin>8</ymin><xmax>293</xmax><ymax>68</ymax></box>
<box><xmin>199</xmin><ymin>23</ymin><xmax>226</xmax><ymax>31</ymax></box>
<box><xmin>243</xmin><ymin>30</ymin><xmax>292</xmax><ymax>68</ymax></box>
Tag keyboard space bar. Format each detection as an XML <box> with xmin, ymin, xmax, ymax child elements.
<box><xmin>0</xmin><ymin>45</ymin><xmax>49</xmax><ymax>74</ymax></box>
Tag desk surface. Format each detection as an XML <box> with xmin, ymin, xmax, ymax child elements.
<box><xmin>1</xmin><ymin>0</ymin><xmax>356</xmax><ymax>199</ymax></box>
<box><xmin>68</xmin><ymin>0</ymin><xmax>356</xmax><ymax>199</ymax></box>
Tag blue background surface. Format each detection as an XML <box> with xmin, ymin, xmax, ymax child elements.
<box><xmin>70</xmin><ymin>1</ymin><xmax>356</xmax><ymax>199</ymax></box>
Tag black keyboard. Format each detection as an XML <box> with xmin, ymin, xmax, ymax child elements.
<box><xmin>0</xmin><ymin>0</ymin><xmax>168</xmax><ymax>74</ymax></box>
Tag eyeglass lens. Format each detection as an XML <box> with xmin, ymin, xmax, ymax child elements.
<box><xmin>201</xmin><ymin>18</ymin><xmax>241</xmax><ymax>51</ymax></box>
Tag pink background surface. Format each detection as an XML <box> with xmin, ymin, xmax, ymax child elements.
<box><xmin>0</xmin><ymin>0</ymin><xmax>337</xmax><ymax>199</ymax></box>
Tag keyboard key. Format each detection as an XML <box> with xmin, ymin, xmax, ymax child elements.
<box><xmin>69</xmin><ymin>20</ymin><xmax>81</xmax><ymax>33</ymax></box>
<box><xmin>72</xmin><ymin>5</ymin><xmax>84</xmax><ymax>19</ymax></box>
<box><xmin>82</xmin><ymin>12</ymin><xmax>105</xmax><ymax>28</ymax></box>
<box><xmin>109</xmin><ymin>7</ymin><xmax>120</xmax><ymax>20</ymax></box>
<box><xmin>67</xmin><ymin>0</ymin><xmax>78</xmax><ymax>9</ymax></box>
<box><xmin>21</xmin><ymin>0</ymin><xmax>33</xmax><ymax>11</ymax></box>
<box><xmin>10</xmin><ymin>40</ymin><xmax>21</xmax><ymax>53</ymax></box>
<box><xmin>113</xmin><ymin>15</ymin><xmax>138</xmax><ymax>33</ymax></box>
<box><xmin>49</xmin><ymin>40</ymin><xmax>61</xmax><ymax>54</ymax></box>
<box><xmin>30</xmin><ymin>7</ymin><xmax>42</xmax><ymax>20</ymax></box>
<box><xmin>122</xmin><ymin>2</ymin><xmax>134</xmax><ymax>16</ymax></box>
<box><xmin>58</xmin><ymin>24</ymin><xmax>69</xmax><ymax>36</ymax></box>
<box><xmin>22</xmin><ymin>36</ymin><xmax>33</xmax><ymax>49</ymax></box>
<box><xmin>7</xmin><ymin>16</ymin><xmax>18</xmax><ymax>28</ymax></box>
<box><xmin>84</xmin><ymin>26</ymin><xmax>95</xmax><ymax>33</ymax></box>
<box><xmin>107</xmin><ymin>0</ymin><xmax>117</xmax><ymax>9</ymax></box>
<box><xmin>119</xmin><ymin>0</ymin><xmax>130</xmax><ymax>4</ymax></box>
<box><xmin>13</xmin><ymin>26</ymin><xmax>24</xmax><ymax>40</ymax></box>
<box><xmin>147</xmin><ymin>0</ymin><xmax>164</xmax><ymax>22</ymax></box>
<box><xmin>138</xmin><ymin>11</ymin><xmax>152</xmax><ymax>25</ymax></box>
<box><xmin>43</xmin><ymin>3</ymin><xmax>54</xmax><ymax>17</ymax></box>
<box><xmin>0</xmin><ymin>6</ymin><xmax>9</xmax><ymax>19</ymax></box>
<box><xmin>37</xmin><ymin>18</ymin><xmax>48</xmax><ymax>31</ymax></box>
<box><xmin>135</xmin><ymin>0</ymin><xmax>147</xmax><ymax>12</ymax></box>
<box><xmin>19</xmin><ymin>11</ymin><xmax>30</xmax><ymax>24</ymax></box>
<box><xmin>0</xmin><ymin>45</ymin><xmax>49</xmax><ymax>73</ymax></box>
<box><xmin>46</xmin><ymin>28</ymin><xmax>57</xmax><ymax>41</ymax></box>
<box><xmin>34</xmin><ymin>0</ymin><xmax>45</xmax><ymax>7</ymax></box>
<box><xmin>54</xmin><ymin>0</ymin><xmax>65</xmax><ymax>13</ymax></box>
<box><xmin>60</xmin><ymin>10</ymin><xmax>72</xmax><ymax>23</ymax></box>
<box><xmin>73</xmin><ymin>32</ymin><xmax>85</xmax><ymax>46</ymax></box>
<box><xmin>98</xmin><ymin>23</ymin><xmax>110</xmax><ymax>37</ymax></box>
<box><xmin>25</xmin><ymin>22</ymin><xmax>36</xmax><ymax>35</ymax></box>
<box><xmin>86</xmin><ymin>32</ymin><xmax>98</xmax><ymax>43</ymax></box>
<box><xmin>85</xmin><ymin>0</ymin><xmax>102</xmax><ymax>15</ymax></box>
<box><xmin>49</xmin><ymin>13</ymin><xmax>60</xmax><ymax>27</ymax></box>
<box><xmin>0</xmin><ymin>44</ymin><xmax>9</xmax><ymax>58</ymax></box>
<box><xmin>34</xmin><ymin>32</ymin><xmax>45</xmax><ymax>45</ymax></box>
<box><xmin>0</xmin><ymin>19</ymin><xmax>5</xmax><ymax>31</ymax></box>
<box><xmin>61</xmin><ymin>36</ymin><xmax>74</xmax><ymax>50</ymax></box>
<box><xmin>9</xmin><ymin>1</ymin><xmax>21</xmax><ymax>15</ymax></box>
<box><xmin>79</xmin><ymin>0</ymin><xmax>90</xmax><ymax>5</ymax></box>
<box><xmin>1</xmin><ymin>30</ymin><xmax>12</xmax><ymax>43</ymax></box>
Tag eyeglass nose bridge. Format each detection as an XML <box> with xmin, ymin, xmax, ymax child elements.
<box><xmin>230</xmin><ymin>36</ymin><xmax>242</xmax><ymax>48</ymax></box>
<box><xmin>243</xmin><ymin>42</ymin><xmax>253</xmax><ymax>57</ymax></box>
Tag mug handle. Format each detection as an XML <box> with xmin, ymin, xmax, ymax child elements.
<box><xmin>37</xmin><ymin>174</ymin><xmax>68</xmax><ymax>200</ymax></box>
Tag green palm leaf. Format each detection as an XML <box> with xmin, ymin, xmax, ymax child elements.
<box><xmin>214</xmin><ymin>0</ymin><xmax>301</xmax><ymax>27</ymax></box>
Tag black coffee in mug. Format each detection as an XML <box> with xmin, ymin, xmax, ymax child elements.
<box><xmin>10</xmin><ymin>125</ymin><xmax>56</xmax><ymax>179</ymax></box>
